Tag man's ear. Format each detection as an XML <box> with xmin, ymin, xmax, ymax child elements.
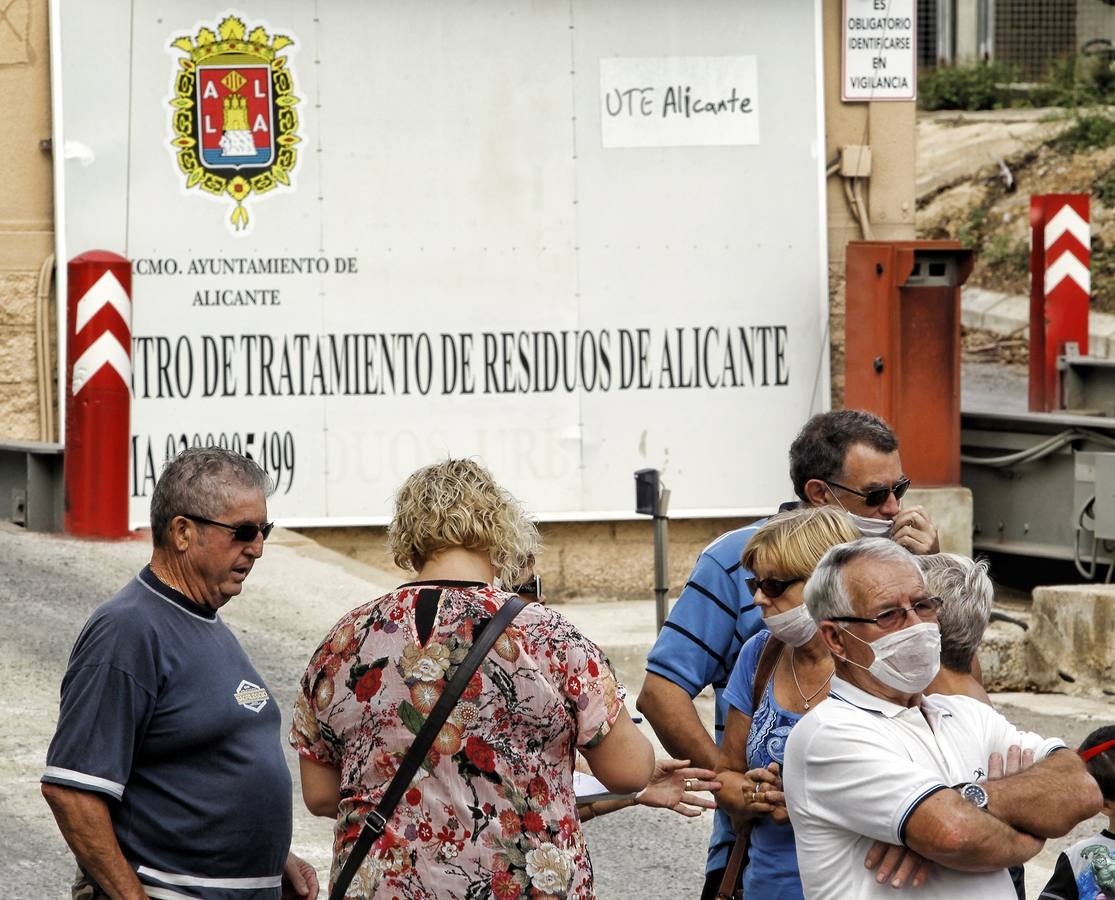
<box><xmin>818</xmin><ymin>621</ymin><xmax>846</xmax><ymax>658</ymax></box>
<box><xmin>803</xmin><ymin>478</ymin><xmax>831</xmax><ymax>508</ymax></box>
<box><xmin>167</xmin><ymin>515</ymin><xmax>192</xmax><ymax>552</ymax></box>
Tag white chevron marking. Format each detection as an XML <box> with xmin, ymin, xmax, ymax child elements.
<box><xmin>1044</xmin><ymin>249</ymin><xmax>1091</xmax><ymax>295</ymax></box>
<box><xmin>1044</xmin><ymin>204</ymin><xmax>1091</xmax><ymax>250</ymax></box>
<box><xmin>75</xmin><ymin>270</ymin><xmax>131</xmax><ymax>334</ymax></box>
<box><xmin>71</xmin><ymin>332</ymin><xmax>131</xmax><ymax>395</ymax></box>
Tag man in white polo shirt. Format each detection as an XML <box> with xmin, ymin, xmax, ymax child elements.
<box><xmin>784</xmin><ymin>538</ymin><xmax>1101</xmax><ymax>899</ymax></box>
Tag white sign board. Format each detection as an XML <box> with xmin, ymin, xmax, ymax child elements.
<box><xmin>842</xmin><ymin>0</ymin><xmax>917</xmax><ymax>101</ymax></box>
<box><xmin>52</xmin><ymin>1</ymin><xmax>829</xmax><ymax>527</ymax></box>
<box><xmin>600</xmin><ymin>56</ymin><xmax>760</xmax><ymax>148</ymax></box>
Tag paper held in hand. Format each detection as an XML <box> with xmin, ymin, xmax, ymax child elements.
<box><xmin>573</xmin><ymin>771</ymin><xmax>637</xmax><ymax>804</ymax></box>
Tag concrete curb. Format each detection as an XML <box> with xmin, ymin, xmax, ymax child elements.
<box><xmin>962</xmin><ymin>285</ymin><xmax>1115</xmax><ymax>357</ymax></box>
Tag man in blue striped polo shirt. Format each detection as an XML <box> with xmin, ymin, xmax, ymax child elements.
<box><xmin>637</xmin><ymin>409</ymin><xmax>940</xmax><ymax>899</ymax></box>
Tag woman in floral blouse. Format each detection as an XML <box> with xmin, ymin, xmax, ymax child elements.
<box><xmin>291</xmin><ymin>459</ymin><xmax>654</xmax><ymax>899</ymax></box>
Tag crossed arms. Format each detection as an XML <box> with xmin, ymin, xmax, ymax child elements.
<box><xmin>904</xmin><ymin>746</ymin><xmax>1101</xmax><ymax>871</ymax></box>
<box><xmin>784</xmin><ymin>705</ymin><xmax>1103</xmax><ymax>880</ymax></box>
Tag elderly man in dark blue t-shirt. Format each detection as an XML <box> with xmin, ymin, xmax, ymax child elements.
<box><xmin>42</xmin><ymin>447</ymin><xmax>318</xmax><ymax>900</ymax></box>
<box><xmin>637</xmin><ymin>409</ymin><xmax>941</xmax><ymax>899</ymax></box>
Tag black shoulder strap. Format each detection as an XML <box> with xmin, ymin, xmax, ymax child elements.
<box><xmin>329</xmin><ymin>594</ymin><xmax>527</xmax><ymax>900</ymax></box>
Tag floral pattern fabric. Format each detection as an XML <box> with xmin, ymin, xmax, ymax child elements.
<box><xmin>291</xmin><ymin>583</ymin><xmax>625</xmax><ymax>899</ymax></box>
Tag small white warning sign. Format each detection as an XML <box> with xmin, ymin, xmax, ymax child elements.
<box><xmin>843</xmin><ymin>0</ymin><xmax>916</xmax><ymax>102</ymax></box>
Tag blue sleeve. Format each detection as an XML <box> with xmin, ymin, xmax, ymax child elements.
<box><xmin>646</xmin><ymin>542</ymin><xmax>753</xmax><ymax>696</ymax></box>
<box><xmin>724</xmin><ymin>631</ymin><xmax>771</xmax><ymax>716</ymax></box>
<box><xmin>42</xmin><ymin>612</ymin><xmax>156</xmax><ymax>800</ymax></box>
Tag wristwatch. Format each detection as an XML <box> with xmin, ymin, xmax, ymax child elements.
<box><xmin>958</xmin><ymin>782</ymin><xmax>989</xmax><ymax>808</ymax></box>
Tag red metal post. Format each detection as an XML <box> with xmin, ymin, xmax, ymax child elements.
<box><xmin>845</xmin><ymin>241</ymin><xmax>972</xmax><ymax>486</ymax></box>
<box><xmin>64</xmin><ymin>251</ymin><xmax>133</xmax><ymax>538</ymax></box>
<box><xmin>1029</xmin><ymin>194</ymin><xmax>1090</xmax><ymax>412</ymax></box>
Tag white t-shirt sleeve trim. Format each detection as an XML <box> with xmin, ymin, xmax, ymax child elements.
<box><xmin>1034</xmin><ymin>738</ymin><xmax>1068</xmax><ymax>759</ymax></box>
<box><xmin>41</xmin><ymin>766</ymin><xmax>125</xmax><ymax>799</ymax></box>
<box><xmin>897</xmin><ymin>782</ymin><xmax>950</xmax><ymax>845</ymax></box>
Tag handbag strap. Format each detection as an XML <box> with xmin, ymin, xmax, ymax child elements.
<box><xmin>751</xmin><ymin>634</ymin><xmax>783</xmax><ymax>712</ymax></box>
<box><xmin>715</xmin><ymin>824</ymin><xmax>752</xmax><ymax>900</ymax></box>
<box><xmin>329</xmin><ymin>593</ymin><xmax>527</xmax><ymax>900</ymax></box>
<box><xmin>716</xmin><ymin>633</ymin><xmax>784</xmax><ymax>900</ymax></box>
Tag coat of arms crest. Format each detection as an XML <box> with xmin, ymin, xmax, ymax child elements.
<box><xmin>169</xmin><ymin>14</ymin><xmax>300</xmax><ymax>231</ymax></box>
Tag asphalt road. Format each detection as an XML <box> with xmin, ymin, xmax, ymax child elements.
<box><xmin>2</xmin><ymin>522</ymin><xmax>1110</xmax><ymax>899</ymax></box>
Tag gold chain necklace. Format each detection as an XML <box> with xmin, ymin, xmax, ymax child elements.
<box><xmin>789</xmin><ymin>646</ymin><xmax>834</xmax><ymax>710</ymax></box>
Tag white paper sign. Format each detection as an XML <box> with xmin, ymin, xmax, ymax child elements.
<box><xmin>842</xmin><ymin>0</ymin><xmax>916</xmax><ymax>102</ymax></box>
<box><xmin>600</xmin><ymin>56</ymin><xmax>760</xmax><ymax>148</ymax></box>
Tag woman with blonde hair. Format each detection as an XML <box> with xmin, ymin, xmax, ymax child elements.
<box><xmin>291</xmin><ymin>458</ymin><xmax>654</xmax><ymax>898</ymax></box>
<box><xmin>714</xmin><ymin>506</ymin><xmax>859</xmax><ymax>900</ymax></box>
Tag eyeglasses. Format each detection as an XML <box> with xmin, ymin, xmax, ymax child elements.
<box><xmin>824</xmin><ymin>476</ymin><xmax>912</xmax><ymax>509</ymax></box>
<box><xmin>828</xmin><ymin>596</ymin><xmax>943</xmax><ymax>631</ymax></box>
<box><xmin>184</xmin><ymin>514</ymin><xmax>274</xmax><ymax>542</ymax></box>
<box><xmin>745</xmin><ymin>576</ymin><xmax>803</xmax><ymax>599</ymax></box>
<box><xmin>509</xmin><ymin>574</ymin><xmax>543</xmax><ymax>599</ymax></box>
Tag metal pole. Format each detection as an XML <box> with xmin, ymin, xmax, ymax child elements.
<box><xmin>653</xmin><ymin>488</ymin><xmax>671</xmax><ymax>632</ymax></box>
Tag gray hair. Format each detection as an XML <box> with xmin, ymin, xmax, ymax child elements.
<box><xmin>917</xmin><ymin>553</ymin><xmax>993</xmax><ymax>672</ymax></box>
<box><xmin>804</xmin><ymin>537</ymin><xmax>925</xmax><ymax>622</ymax></box>
<box><xmin>150</xmin><ymin>447</ymin><xmax>273</xmax><ymax>547</ymax></box>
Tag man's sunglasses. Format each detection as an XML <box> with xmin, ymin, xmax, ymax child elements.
<box><xmin>744</xmin><ymin>576</ymin><xmax>803</xmax><ymax>599</ymax></box>
<box><xmin>824</xmin><ymin>476</ymin><xmax>912</xmax><ymax>509</ymax></box>
<box><xmin>828</xmin><ymin>596</ymin><xmax>943</xmax><ymax>632</ymax></box>
<box><xmin>509</xmin><ymin>574</ymin><xmax>543</xmax><ymax>599</ymax></box>
<box><xmin>184</xmin><ymin>513</ymin><xmax>274</xmax><ymax>542</ymax></box>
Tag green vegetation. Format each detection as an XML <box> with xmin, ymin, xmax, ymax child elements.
<box><xmin>983</xmin><ymin>233</ymin><xmax>1028</xmax><ymax>272</ymax></box>
<box><xmin>1050</xmin><ymin>113</ymin><xmax>1115</xmax><ymax>153</ymax></box>
<box><xmin>955</xmin><ymin>204</ymin><xmax>990</xmax><ymax>248</ymax></box>
<box><xmin>919</xmin><ymin>62</ymin><xmax>1018</xmax><ymax>111</ymax></box>
<box><xmin>919</xmin><ymin>51</ymin><xmax>1115</xmax><ymax>112</ymax></box>
<box><xmin>1094</xmin><ymin>168</ymin><xmax>1115</xmax><ymax>206</ymax></box>
<box><xmin>1090</xmin><ymin>242</ymin><xmax>1115</xmax><ymax>315</ymax></box>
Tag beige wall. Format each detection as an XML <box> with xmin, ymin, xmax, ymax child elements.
<box><xmin>1</xmin><ymin>0</ymin><xmax>54</xmax><ymax>443</ymax></box>
<box><xmin>822</xmin><ymin>0</ymin><xmax>917</xmax><ymax>407</ymax></box>
<box><xmin>308</xmin><ymin>517</ymin><xmax>758</xmax><ymax>603</ymax></box>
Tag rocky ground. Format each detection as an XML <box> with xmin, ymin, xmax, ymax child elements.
<box><xmin>919</xmin><ymin>107</ymin><xmax>1115</xmax><ymax>315</ymax></box>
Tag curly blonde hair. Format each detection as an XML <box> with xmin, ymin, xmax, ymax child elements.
<box><xmin>741</xmin><ymin>506</ymin><xmax>860</xmax><ymax>580</ymax></box>
<box><xmin>387</xmin><ymin>459</ymin><xmax>540</xmax><ymax>585</ymax></box>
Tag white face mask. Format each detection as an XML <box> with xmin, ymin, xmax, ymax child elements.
<box><xmin>848</xmin><ymin>513</ymin><xmax>894</xmax><ymax>538</ymax></box>
<box><xmin>839</xmin><ymin>621</ymin><xmax>941</xmax><ymax>694</ymax></box>
<box><xmin>764</xmin><ymin>604</ymin><xmax>819</xmax><ymax>647</ymax></box>
<box><xmin>827</xmin><ymin>488</ymin><xmax>894</xmax><ymax>538</ymax></box>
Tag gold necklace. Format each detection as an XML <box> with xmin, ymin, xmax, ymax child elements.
<box><xmin>789</xmin><ymin>647</ymin><xmax>834</xmax><ymax>710</ymax></box>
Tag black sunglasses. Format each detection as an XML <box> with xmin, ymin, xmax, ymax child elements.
<box><xmin>184</xmin><ymin>513</ymin><xmax>274</xmax><ymax>542</ymax></box>
<box><xmin>745</xmin><ymin>576</ymin><xmax>803</xmax><ymax>599</ymax></box>
<box><xmin>824</xmin><ymin>476</ymin><xmax>912</xmax><ymax>509</ymax></box>
<box><xmin>828</xmin><ymin>596</ymin><xmax>943</xmax><ymax>631</ymax></box>
<box><xmin>509</xmin><ymin>574</ymin><xmax>543</xmax><ymax>599</ymax></box>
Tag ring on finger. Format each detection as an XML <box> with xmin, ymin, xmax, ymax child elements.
<box><xmin>684</xmin><ymin>779</ymin><xmax>693</xmax><ymax>792</ymax></box>
<box><xmin>753</xmin><ymin>783</ymin><xmax>761</xmax><ymax>797</ymax></box>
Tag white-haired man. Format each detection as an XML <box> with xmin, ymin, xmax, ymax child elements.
<box><xmin>784</xmin><ymin>538</ymin><xmax>1101</xmax><ymax>899</ymax></box>
<box><xmin>638</xmin><ymin>410</ymin><xmax>941</xmax><ymax>897</ymax></box>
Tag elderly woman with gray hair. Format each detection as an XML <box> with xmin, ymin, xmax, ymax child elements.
<box><xmin>918</xmin><ymin>553</ymin><xmax>1029</xmax><ymax>899</ymax></box>
<box><xmin>918</xmin><ymin>553</ymin><xmax>994</xmax><ymax>702</ymax></box>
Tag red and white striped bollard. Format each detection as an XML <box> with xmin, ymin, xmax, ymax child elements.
<box><xmin>64</xmin><ymin>251</ymin><xmax>133</xmax><ymax>538</ymax></box>
<box><xmin>1029</xmin><ymin>194</ymin><xmax>1090</xmax><ymax>412</ymax></box>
